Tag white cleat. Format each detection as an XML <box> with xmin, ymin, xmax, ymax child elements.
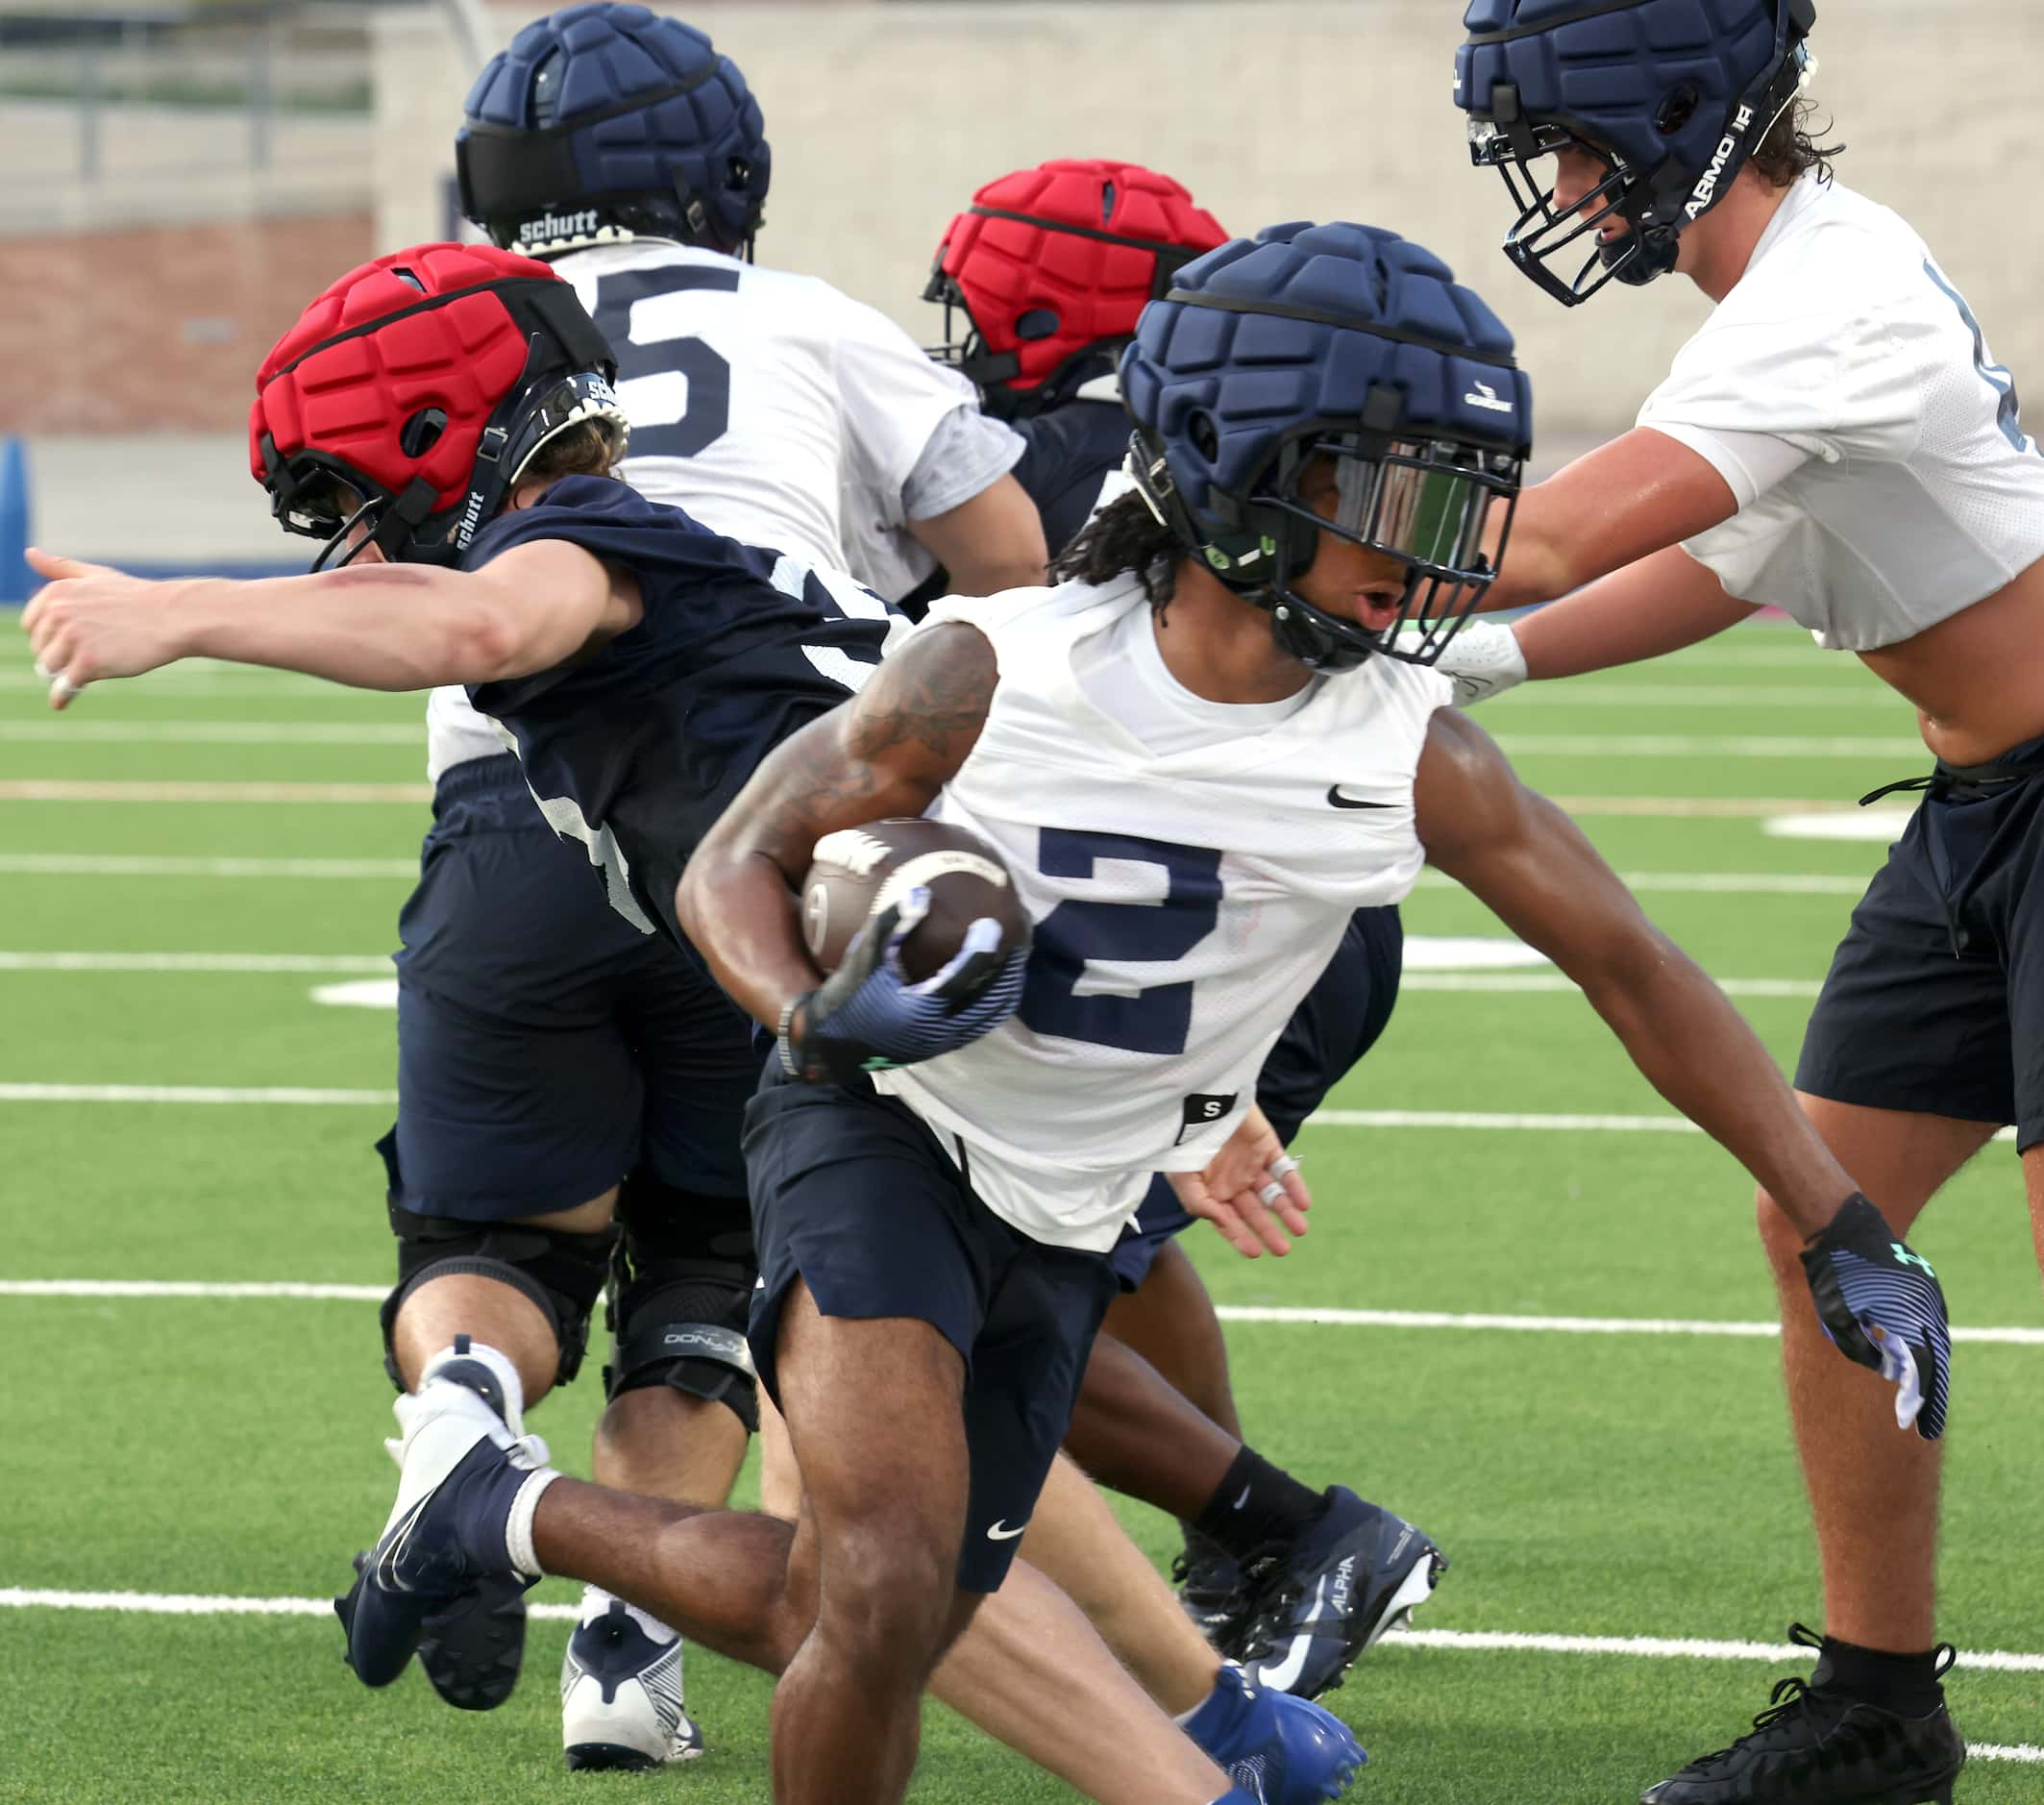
<box><xmin>560</xmin><ymin>1586</ymin><xmax>703</xmax><ymax>1771</ymax></box>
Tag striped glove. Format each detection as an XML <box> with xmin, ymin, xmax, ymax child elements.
<box><xmin>1800</xmin><ymin>1194</ymin><xmax>1952</xmax><ymax>1441</ymax></box>
<box><xmin>783</xmin><ymin>886</ymin><xmax>1025</xmax><ymax>1086</ymax></box>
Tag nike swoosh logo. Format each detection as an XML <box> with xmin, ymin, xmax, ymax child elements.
<box><xmin>1327</xmin><ymin>785</ymin><xmax>1395</xmax><ymax>810</ymax></box>
<box><xmin>1254</xmin><ymin>1574</ymin><xmax>1326</xmax><ymax>1693</ymax></box>
<box><xmin>985</xmin><ymin>1520</ymin><xmax>1027</xmax><ymax>1541</ymax></box>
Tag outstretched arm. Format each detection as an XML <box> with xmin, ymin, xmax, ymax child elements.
<box><xmin>1413</xmin><ymin>706</ymin><xmax>1853</xmax><ymax>1235</ymax></box>
<box><xmin>1414</xmin><ymin>708</ymin><xmax>1955</xmax><ymax>1440</ymax></box>
<box><xmin>20</xmin><ymin>540</ymin><xmax>633</xmax><ymax>705</ymax></box>
<box><xmin>676</xmin><ymin>620</ymin><xmax>997</xmax><ymax>1038</ymax></box>
<box><xmin>1476</xmin><ymin>426</ymin><xmax>1740</xmax><ymax>613</ymax></box>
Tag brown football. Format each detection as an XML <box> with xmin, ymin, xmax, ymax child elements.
<box><xmin>800</xmin><ymin>817</ymin><xmax>1031</xmax><ymax>982</ymax></box>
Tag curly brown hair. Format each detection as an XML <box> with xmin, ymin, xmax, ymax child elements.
<box><xmin>1748</xmin><ymin>90</ymin><xmax>1845</xmax><ymax>188</ymax></box>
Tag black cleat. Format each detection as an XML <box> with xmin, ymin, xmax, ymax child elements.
<box><xmin>1236</xmin><ymin>1489</ymin><xmax>1446</xmax><ymax>1700</ymax></box>
<box><xmin>1642</xmin><ymin>1627</ymin><xmax>1963</xmax><ymax>1804</ymax></box>
<box><xmin>417</xmin><ymin>1570</ymin><xmax>535</xmax><ymax>1712</ymax></box>
<box><xmin>409</xmin><ymin>1347</ymin><xmax>534</xmax><ymax>1712</ymax></box>
<box><xmin>1173</xmin><ymin>1539</ymin><xmax>1253</xmax><ymax>1656</ymax></box>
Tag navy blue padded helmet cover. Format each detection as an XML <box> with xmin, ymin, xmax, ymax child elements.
<box><xmin>1120</xmin><ymin>222</ymin><xmax>1531</xmax><ymax>539</ymax></box>
<box><xmin>463</xmin><ymin>3</ymin><xmax>769</xmax><ymax>245</ymax></box>
<box><xmin>1456</xmin><ymin>0</ymin><xmax>1784</xmax><ymax>185</ymax></box>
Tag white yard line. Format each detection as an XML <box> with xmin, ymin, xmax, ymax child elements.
<box><xmin>0</xmin><ymin>722</ymin><xmax>421</xmax><ymax>744</ymax></box>
<box><xmin>1</xmin><ymin>857</ymin><xmax>1870</xmax><ymax>893</ymax></box>
<box><xmin>1499</xmin><ymin>685</ymin><xmax>1896</xmax><ymax>708</ymax></box>
<box><xmin>7</xmin><ymin>1279</ymin><xmax>2037</xmax><ymax>1348</ymax></box>
<box><xmin>1</xmin><ymin>1585</ymin><xmax>2039</xmax><ymax>1729</ymax></box>
<box><xmin>0</xmin><ymin>952</ymin><xmax>390</xmax><ymax>973</ymax></box>
<box><xmin>1416</xmin><ymin>871</ymin><xmax>1867</xmax><ymax>897</ymax></box>
<box><xmin>0</xmin><ymin>1083</ymin><xmax>396</xmax><ymax>1104</ymax></box>
<box><xmin>0</xmin><ymin>853</ymin><xmax>417</xmax><ymax>878</ymax></box>
<box><xmin>0</xmin><ymin>671</ymin><xmax>377</xmax><ymax>697</ymax></box>
<box><xmin>1551</xmin><ymin>797</ymin><xmax>1859</xmax><ymax>817</ymax></box>
<box><xmin>0</xmin><ymin>780</ymin><xmax>1872</xmax><ymax>819</ymax></box>
<box><xmin>1498</xmin><ymin>734</ymin><xmax>1923</xmax><ymax>759</ymax></box>
<box><xmin>1400</xmin><ymin>975</ymin><xmax>1822</xmax><ymax>998</ymax></box>
<box><xmin>0</xmin><ymin>780</ymin><xmax>430</xmax><ymax>804</ymax></box>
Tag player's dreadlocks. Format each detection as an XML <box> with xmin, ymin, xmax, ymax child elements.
<box><xmin>1051</xmin><ymin>488</ymin><xmax>1181</xmax><ymax>614</ymax></box>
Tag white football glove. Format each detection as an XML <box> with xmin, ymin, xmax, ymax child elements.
<box><xmin>1396</xmin><ymin>618</ymin><xmax>1528</xmax><ymax>707</ymax></box>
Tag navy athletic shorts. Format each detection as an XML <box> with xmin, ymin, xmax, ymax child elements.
<box><xmin>1796</xmin><ymin>734</ymin><xmax>2044</xmax><ymax>1148</ymax></box>
<box><xmin>1109</xmin><ymin>903</ymin><xmax>1404</xmax><ymax>1290</ymax></box>
<box><xmin>743</xmin><ymin>1062</ymin><xmax>1120</xmax><ymax>1592</ymax></box>
<box><xmin>379</xmin><ymin>754</ymin><xmax>759</xmax><ymax>1223</ymax></box>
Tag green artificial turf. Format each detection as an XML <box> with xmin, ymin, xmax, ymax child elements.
<box><xmin>3</xmin><ymin>633</ymin><xmax>2039</xmax><ymax>1800</ymax></box>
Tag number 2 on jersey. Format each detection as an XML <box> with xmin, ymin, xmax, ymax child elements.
<box><xmin>591</xmin><ymin>266</ymin><xmax>737</xmax><ymax>458</ymax></box>
<box><xmin>1021</xmin><ymin>829</ymin><xmax>1222</xmax><ymax>1055</ymax></box>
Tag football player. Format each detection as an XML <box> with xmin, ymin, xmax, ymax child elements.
<box><xmin>1449</xmin><ymin>4</ymin><xmax>2044</xmax><ymax>1797</ymax></box>
<box><xmin>371</xmin><ymin>0</ymin><xmax>1046</xmax><ymax>1768</ymax></box>
<box><xmin>23</xmin><ymin>242</ymin><xmax>1358</xmax><ymax>1805</ymax></box>
<box><xmin>667</xmin><ymin>221</ymin><xmax>1945</xmax><ymax>1805</ymax></box>
<box><xmin>925</xmin><ymin>157</ymin><xmax>1446</xmax><ymax>1697</ymax></box>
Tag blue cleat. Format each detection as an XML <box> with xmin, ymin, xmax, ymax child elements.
<box><xmin>333</xmin><ymin>1378</ymin><xmax>555</xmax><ymax>1694</ymax></box>
<box><xmin>1238</xmin><ymin>1489</ymin><xmax>1445</xmax><ymax>1700</ymax></box>
<box><xmin>1184</xmin><ymin>1662</ymin><xmax>1366</xmax><ymax>1802</ymax></box>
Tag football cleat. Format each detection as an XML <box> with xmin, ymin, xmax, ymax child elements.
<box><xmin>1173</xmin><ymin>1539</ymin><xmax>1254</xmax><ymax>1655</ymax></box>
<box><xmin>1236</xmin><ymin>1490</ymin><xmax>1446</xmax><ymax>1700</ymax></box>
<box><xmin>1641</xmin><ymin>1628</ymin><xmax>1963</xmax><ymax>1804</ymax></box>
<box><xmin>334</xmin><ymin>1378</ymin><xmax>554</xmax><ymax>1694</ymax></box>
<box><xmin>560</xmin><ymin>1588</ymin><xmax>704</xmax><ymax>1772</ymax></box>
<box><xmin>1182</xmin><ymin>1662</ymin><xmax>1365</xmax><ymax>1803</ymax></box>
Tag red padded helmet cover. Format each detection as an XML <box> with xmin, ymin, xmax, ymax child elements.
<box><xmin>249</xmin><ymin>242</ymin><xmax>561</xmax><ymax>513</ymax></box>
<box><xmin>932</xmin><ymin>160</ymin><xmax>1226</xmax><ymax>392</ymax></box>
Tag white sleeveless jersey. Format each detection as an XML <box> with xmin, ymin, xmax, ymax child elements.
<box><xmin>427</xmin><ymin>240</ymin><xmax>975</xmax><ymax>781</ymax></box>
<box><xmin>1637</xmin><ymin>175</ymin><xmax>2044</xmax><ymax>652</ymax></box>
<box><xmin>872</xmin><ymin>575</ymin><xmax>1450</xmax><ymax>1251</ymax></box>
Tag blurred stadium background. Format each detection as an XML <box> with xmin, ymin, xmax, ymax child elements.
<box><xmin>6</xmin><ymin>7</ymin><xmax>2044</xmax><ymax>1802</ymax></box>
<box><xmin>3</xmin><ymin>0</ymin><xmax>2039</xmax><ymax>590</ymax></box>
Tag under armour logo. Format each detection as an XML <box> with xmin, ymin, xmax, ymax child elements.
<box><xmin>1891</xmin><ymin>1244</ymin><xmax>1937</xmax><ymax>1277</ymax></box>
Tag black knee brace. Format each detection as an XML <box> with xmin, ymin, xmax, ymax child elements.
<box><xmin>380</xmin><ymin>1193</ymin><xmax>619</xmax><ymax>1393</ymax></box>
<box><xmin>603</xmin><ymin>1174</ymin><xmax>760</xmax><ymax>1434</ymax></box>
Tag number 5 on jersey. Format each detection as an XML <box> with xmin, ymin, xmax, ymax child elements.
<box><xmin>591</xmin><ymin>266</ymin><xmax>736</xmax><ymax>459</ymax></box>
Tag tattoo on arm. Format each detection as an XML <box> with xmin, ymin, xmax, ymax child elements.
<box><xmin>846</xmin><ymin>623</ymin><xmax>998</xmax><ymax>763</ymax></box>
<box><xmin>751</xmin><ymin>624</ymin><xmax>997</xmax><ymax>882</ymax></box>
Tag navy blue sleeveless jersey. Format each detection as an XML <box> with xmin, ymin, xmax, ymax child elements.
<box><xmin>463</xmin><ymin>476</ymin><xmax>890</xmax><ymax>947</ymax></box>
<box><xmin>1010</xmin><ymin>399</ymin><xmax>1134</xmax><ymax>558</ymax></box>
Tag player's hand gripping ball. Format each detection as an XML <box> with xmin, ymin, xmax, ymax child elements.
<box><xmin>785</xmin><ymin>819</ymin><xmax>1033</xmax><ymax>1085</ymax></box>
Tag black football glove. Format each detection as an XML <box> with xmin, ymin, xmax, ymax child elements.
<box><xmin>1800</xmin><ymin>1194</ymin><xmax>1952</xmax><ymax>1441</ymax></box>
<box><xmin>782</xmin><ymin>885</ymin><xmax>1025</xmax><ymax>1086</ymax></box>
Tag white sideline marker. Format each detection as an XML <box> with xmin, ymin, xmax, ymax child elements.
<box><xmin>5</xmin><ymin>1280</ymin><xmax>2039</xmax><ymax>1348</ymax></box>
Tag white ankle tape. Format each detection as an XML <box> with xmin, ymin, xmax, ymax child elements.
<box><xmin>505</xmin><ymin>1467</ymin><xmax>561</xmax><ymax>1579</ymax></box>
